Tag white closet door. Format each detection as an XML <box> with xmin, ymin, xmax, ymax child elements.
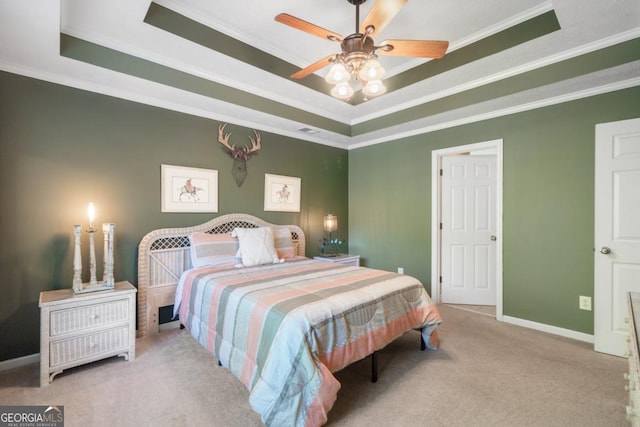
<box><xmin>441</xmin><ymin>155</ymin><xmax>497</xmax><ymax>305</ymax></box>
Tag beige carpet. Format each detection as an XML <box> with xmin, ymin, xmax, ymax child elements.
<box><xmin>444</xmin><ymin>303</ymin><xmax>497</xmax><ymax>317</ymax></box>
<box><xmin>0</xmin><ymin>305</ymin><xmax>628</xmax><ymax>426</ymax></box>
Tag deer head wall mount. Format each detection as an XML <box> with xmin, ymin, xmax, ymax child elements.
<box><xmin>217</xmin><ymin>123</ymin><xmax>261</xmax><ymax>187</ymax></box>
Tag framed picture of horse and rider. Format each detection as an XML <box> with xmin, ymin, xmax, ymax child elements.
<box><xmin>263</xmin><ymin>173</ymin><xmax>301</xmax><ymax>212</ymax></box>
<box><xmin>161</xmin><ymin>164</ymin><xmax>219</xmax><ymax>213</ymax></box>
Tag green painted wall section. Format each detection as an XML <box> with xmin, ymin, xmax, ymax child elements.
<box><xmin>0</xmin><ymin>71</ymin><xmax>348</xmax><ymax>362</ymax></box>
<box><xmin>349</xmin><ymin>86</ymin><xmax>640</xmax><ymax>335</ymax></box>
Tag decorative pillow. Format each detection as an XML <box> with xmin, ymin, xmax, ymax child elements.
<box><xmin>189</xmin><ymin>232</ymin><xmax>238</xmax><ymax>268</ymax></box>
<box><xmin>271</xmin><ymin>226</ymin><xmax>296</xmax><ymax>259</ymax></box>
<box><xmin>232</xmin><ymin>227</ymin><xmax>280</xmax><ymax>267</ymax></box>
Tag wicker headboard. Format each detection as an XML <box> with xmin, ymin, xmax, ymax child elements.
<box><xmin>136</xmin><ymin>213</ymin><xmax>305</xmax><ymax>337</ymax></box>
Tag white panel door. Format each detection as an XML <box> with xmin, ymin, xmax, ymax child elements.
<box><xmin>594</xmin><ymin>117</ymin><xmax>640</xmax><ymax>356</ymax></box>
<box><xmin>441</xmin><ymin>155</ymin><xmax>497</xmax><ymax>305</ymax></box>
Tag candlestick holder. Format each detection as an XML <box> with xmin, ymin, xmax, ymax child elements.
<box><xmin>102</xmin><ymin>223</ymin><xmax>115</xmax><ymax>288</ymax></box>
<box><xmin>88</xmin><ymin>224</ymin><xmax>98</xmax><ymax>287</ymax></box>
<box><xmin>72</xmin><ymin>222</ymin><xmax>116</xmax><ymax>294</ymax></box>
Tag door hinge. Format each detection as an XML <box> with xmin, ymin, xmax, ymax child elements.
<box><xmin>440</xmin><ymin>222</ymin><xmax>443</xmax><ymax>230</ymax></box>
<box><xmin>440</xmin><ymin>168</ymin><xmax>443</xmax><ymax>176</ymax></box>
<box><xmin>439</xmin><ymin>276</ymin><xmax>442</xmax><ymax>283</ymax></box>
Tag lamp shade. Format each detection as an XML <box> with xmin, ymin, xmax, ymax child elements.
<box><xmin>323</xmin><ymin>214</ymin><xmax>338</xmax><ymax>233</ymax></box>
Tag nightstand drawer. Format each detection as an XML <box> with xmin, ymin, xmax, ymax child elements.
<box><xmin>50</xmin><ymin>298</ymin><xmax>130</xmax><ymax>336</ymax></box>
<box><xmin>49</xmin><ymin>326</ymin><xmax>130</xmax><ymax>367</ymax></box>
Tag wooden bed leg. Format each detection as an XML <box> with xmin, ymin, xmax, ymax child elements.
<box><xmin>420</xmin><ymin>328</ymin><xmax>426</xmax><ymax>351</ymax></box>
<box><xmin>371</xmin><ymin>352</ymin><xmax>378</xmax><ymax>383</ymax></box>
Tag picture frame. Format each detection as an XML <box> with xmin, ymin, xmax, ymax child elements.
<box><xmin>264</xmin><ymin>173</ymin><xmax>301</xmax><ymax>212</ymax></box>
<box><xmin>161</xmin><ymin>164</ymin><xmax>218</xmax><ymax>213</ymax></box>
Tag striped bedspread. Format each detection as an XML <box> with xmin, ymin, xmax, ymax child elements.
<box><xmin>176</xmin><ymin>258</ymin><xmax>442</xmax><ymax>426</ymax></box>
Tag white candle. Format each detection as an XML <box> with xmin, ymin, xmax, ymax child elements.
<box><xmin>87</xmin><ymin>202</ymin><xmax>95</xmax><ymax>230</ymax></box>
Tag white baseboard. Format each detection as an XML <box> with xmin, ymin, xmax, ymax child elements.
<box><xmin>502</xmin><ymin>315</ymin><xmax>594</xmax><ymax>344</ymax></box>
<box><xmin>0</xmin><ymin>353</ymin><xmax>39</xmax><ymax>372</ymax></box>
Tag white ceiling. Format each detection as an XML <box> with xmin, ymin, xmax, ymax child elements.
<box><xmin>1</xmin><ymin>0</ymin><xmax>639</xmax><ymax>149</ymax></box>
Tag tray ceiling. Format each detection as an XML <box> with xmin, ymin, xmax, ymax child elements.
<box><xmin>1</xmin><ymin>0</ymin><xmax>639</xmax><ymax>148</ymax></box>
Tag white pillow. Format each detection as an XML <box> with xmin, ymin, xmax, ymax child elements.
<box><xmin>232</xmin><ymin>227</ymin><xmax>280</xmax><ymax>267</ymax></box>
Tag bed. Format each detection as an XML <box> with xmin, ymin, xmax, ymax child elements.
<box><xmin>137</xmin><ymin>213</ymin><xmax>442</xmax><ymax>426</ymax></box>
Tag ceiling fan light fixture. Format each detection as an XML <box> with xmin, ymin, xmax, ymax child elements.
<box><xmin>362</xmin><ymin>79</ymin><xmax>386</xmax><ymax>97</ymax></box>
<box><xmin>358</xmin><ymin>56</ymin><xmax>385</xmax><ymax>81</ymax></box>
<box><xmin>276</xmin><ymin>0</ymin><xmax>448</xmax><ymax>101</ymax></box>
<box><xmin>331</xmin><ymin>81</ymin><xmax>354</xmax><ymax>100</ymax></box>
<box><xmin>325</xmin><ymin>62</ymin><xmax>350</xmax><ymax>84</ymax></box>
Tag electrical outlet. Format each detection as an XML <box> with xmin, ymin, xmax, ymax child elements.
<box><xmin>397</xmin><ymin>267</ymin><xmax>404</xmax><ymax>274</ymax></box>
<box><xmin>579</xmin><ymin>296</ymin><xmax>592</xmax><ymax>311</ymax></box>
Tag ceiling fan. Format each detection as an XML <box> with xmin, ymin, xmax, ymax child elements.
<box><xmin>275</xmin><ymin>0</ymin><xmax>449</xmax><ymax>100</ymax></box>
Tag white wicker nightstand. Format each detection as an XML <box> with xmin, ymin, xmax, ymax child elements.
<box><xmin>313</xmin><ymin>253</ymin><xmax>360</xmax><ymax>267</ymax></box>
<box><xmin>39</xmin><ymin>281</ymin><xmax>136</xmax><ymax>386</ymax></box>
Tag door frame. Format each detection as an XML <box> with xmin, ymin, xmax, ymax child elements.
<box><xmin>431</xmin><ymin>139</ymin><xmax>504</xmax><ymax>321</ymax></box>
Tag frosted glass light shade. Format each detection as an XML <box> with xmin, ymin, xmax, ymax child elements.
<box><xmin>363</xmin><ymin>80</ymin><xmax>387</xmax><ymax>97</ymax></box>
<box><xmin>331</xmin><ymin>82</ymin><xmax>354</xmax><ymax>100</ymax></box>
<box><xmin>358</xmin><ymin>57</ymin><xmax>386</xmax><ymax>81</ymax></box>
<box><xmin>325</xmin><ymin>63</ymin><xmax>350</xmax><ymax>84</ymax></box>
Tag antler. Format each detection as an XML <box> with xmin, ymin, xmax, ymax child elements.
<box><xmin>246</xmin><ymin>130</ymin><xmax>261</xmax><ymax>155</ymax></box>
<box><xmin>218</xmin><ymin>124</ymin><xmax>236</xmax><ymax>152</ymax></box>
<box><xmin>217</xmin><ymin>124</ymin><xmax>261</xmax><ymax>157</ymax></box>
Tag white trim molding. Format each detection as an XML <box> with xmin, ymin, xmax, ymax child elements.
<box><xmin>503</xmin><ymin>315</ymin><xmax>594</xmax><ymax>344</ymax></box>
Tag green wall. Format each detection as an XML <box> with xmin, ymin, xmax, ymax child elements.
<box><xmin>349</xmin><ymin>86</ymin><xmax>640</xmax><ymax>335</ymax></box>
<box><xmin>0</xmin><ymin>71</ymin><xmax>348</xmax><ymax>362</ymax></box>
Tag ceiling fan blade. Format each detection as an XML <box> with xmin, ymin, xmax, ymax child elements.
<box><xmin>378</xmin><ymin>39</ymin><xmax>449</xmax><ymax>58</ymax></box>
<box><xmin>291</xmin><ymin>55</ymin><xmax>335</xmax><ymax>79</ymax></box>
<box><xmin>360</xmin><ymin>0</ymin><xmax>408</xmax><ymax>37</ymax></box>
<box><xmin>275</xmin><ymin>13</ymin><xmax>343</xmax><ymax>42</ymax></box>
